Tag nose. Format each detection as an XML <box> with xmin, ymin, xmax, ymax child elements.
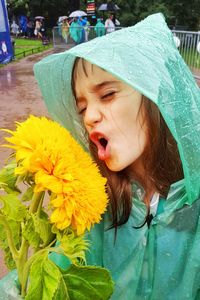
<box><xmin>84</xmin><ymin>102</ymin><xmax>103</xmax><ymax>129</ymax></box>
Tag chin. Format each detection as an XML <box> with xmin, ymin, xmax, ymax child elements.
<box><xmin>105</xmin><ymin>161</ymin><xmax>126</xmax><ymax>172</ymax></box>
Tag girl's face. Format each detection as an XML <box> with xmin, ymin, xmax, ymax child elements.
<box><xmin>74</xmin><ymin>60</ymin><xmax>147</xmax><ymax>173</ymax></box>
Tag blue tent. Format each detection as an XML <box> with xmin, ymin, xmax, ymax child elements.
<box><xmin>0</xmin><ymin>0</ymin><xmax>13</xmax><ymax>64</ymax></box>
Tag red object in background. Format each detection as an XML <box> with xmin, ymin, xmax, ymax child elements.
<box><xmin>87</xmin><ymin>0</ymin><xmax>95</xmax><ymax>15</ymax></box>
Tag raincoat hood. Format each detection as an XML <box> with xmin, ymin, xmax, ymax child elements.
<box><xmin>34</xmin><ymin>13</ymin><xmax>200</xmax><ymax>204</ymax></box>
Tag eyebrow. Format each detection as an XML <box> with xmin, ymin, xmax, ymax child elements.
<box><xmin>76</xmin><ymin>80</ymin><xmax>120</xmax><ymax>102</ymax></box>
<box><xmin>92</xmin><ymin>80</ymin><xmax>119</xmax><ymax>92</ymax></box>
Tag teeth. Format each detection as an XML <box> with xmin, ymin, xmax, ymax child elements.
<box><xmin>98</xmin><ymin>135</ymin><xmax>104</xmax><ymax>140</ymax></box>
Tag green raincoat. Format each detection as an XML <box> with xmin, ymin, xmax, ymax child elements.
<box><xmin>33</xmin><ymin>13</ymin><xmax>200</xmax><ymax>300</ymax></box>
<box><xmin>94</xmin><ymin>19</ymin><xmax>106</xmax><ymax>37</ymax></box>
<box><xmin>69</xmin><ymin>20</ymin><xmax>82</xmax><ymax>44</ymax></box>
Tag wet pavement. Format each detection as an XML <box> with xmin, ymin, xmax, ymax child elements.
<box><xmin>0</xmin><ymin>49</ymin><xmax>200</xmax><ymax>279</ymax></box>
<box><xmin>0</xmin><ymin>48</ymin><xmax>61</xmax><ymax>278</ymax></box>
<box><xmin>0</xmin><ymin>51</ymin><xmax>53</xmax><ymax>167</ymax></box>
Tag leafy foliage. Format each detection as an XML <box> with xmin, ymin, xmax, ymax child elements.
<box><xmin>0</xmin><ymin>221</ymin><xmax>21</xmax><ymax>269</ymax></box>
<box><xmin>25</xmin><ymin>253</ymin><xmax>62</xmax><ymax>300</ymax></box>
<box><xmin>0</xmin><ymin>174</ymin><xmax>113</xmax><ymax>298</ymax></box>
<box><xmin>0</xmin><ymin>115</ymin><xmax>113</xmax><ymax>299</ymax></box>
<box><xmin>0</xmin><ymin>161</ymin><xmax>20</xmax><ymax>194</ymax></box>
<box><xmin>0</xmin><ymin>194</ymin><xmax>27</xmax><ymax>221</ymax></box>
<box><xmin>54</xmin><ymin>227</ymin><xmax>89</xmax><ymax>265</ymax></box>
<box><xmin>26</xmin><ymin>254</ymin><xmax>114</xmax><ymax>300</ymax></box>
<box><xmin>62</xmin><ymin>265</ymin><xmax>114</xmax><ymax>300</ymax></box>
<box><xmin>8</xmin><ymin>0</ymin><xmax>200</xmax><ymax>30</ymax></box>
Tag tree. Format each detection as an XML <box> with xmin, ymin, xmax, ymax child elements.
<box><xmin>69</xmin><ymin>0</ymin><xmax>80</xmax><ymax>12</ymax></box>
<box><xmin>7</xmin><ymin>0</ymin><xmax>70</xmax><ymax>27</ymax></box>
<box><xmin>95</xmin><ymin>0</ymin><xmax>200</xmax><ymax>30</ymax></box>
<box><xmin>7</xmin><ymin>0</ymin><xmax>200</xmax><ymax>30</ymax></box>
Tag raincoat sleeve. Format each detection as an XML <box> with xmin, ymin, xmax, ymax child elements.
<box><xmin>85</xmin><ymin>220</ymin><xmax>105</xmax><ymax>267</ymax></box>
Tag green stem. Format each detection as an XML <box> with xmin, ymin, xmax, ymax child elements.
<box><xmin>17</xmin><ymin>192</ymin><xmax>44</xmax><ymax>295</ymax></box>
<box><xmin>21</xmin><ymin>249</ymin><xmax>48</xmax><ymax>298</ymax></box>
<box><xmin>0</xmin><ymin>214</ymin><xmax>19</xmax><ymax>259</ymax></box>
<box><xmin>20</xmin><ymin>238</ymin><xmax>57</xmax><ymax>298</ymax></box>
<box><xmin>29</xmin><ymin>192</ymin><xmax>44</xmax><ymax>214</ymax></box>
<box><xmin>16</xmin><ymin>238</ymin><xmax>29</xmax><ymax>290</ymax></box>
<box><xmin>36</xmin><ymin>192</ymin><xmax>45</xmax><ymax>217</ymax></box>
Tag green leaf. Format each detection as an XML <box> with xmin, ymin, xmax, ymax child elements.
<box><xmin>0</xmin><ymin>161</ymin><xmax>20</xmax><ymax>193</ymax></box>
<box><xmin>0</xmin><ymin>194</ymin><xmax>27</xmax><ymax>221</ymax></box>
<box><xmin>0</xmin><ymin>220</ymin><xmax>21</xmax><ymax>270</ymax></box>
<box><xmin>4</xmin><ymin>248</ymin><xmax>16</xmax><ymax>269</ymax></box>
<box><xmin>22</xmin><ymin>215</ymin><xmax>41</xmax><ymax>248</ymax></box>
<box><xmin>25</xmin><ymin>254</ymin><xmax>62</xmax><ymax>300</ymax></box>
<box><xmin>32</xmin><ymin>212</ymin><xmax>55</xmax><ymax>245</ymax></box>
<box><xmin>62</xmin><ymin>265</ymin><xmax>114</xmax><ymax>300</ymax></box>
<box><xmin>57</xmin><ymin>228</ymin><xmax>88</xmax><ymax>265</ymax></box>
<box><xmin>21</xmin><ymin>187</ymin><xmax>34</xmax><ymax>202</ymax></box>
<box><xmin>52</xmin><ymin>276</ymin><xmax>70</xmax><ymax>300</ymax></box>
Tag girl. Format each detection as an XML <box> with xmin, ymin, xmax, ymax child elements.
<box><xmin>1</xmin><ymin>13</ymin><xmax>200</xmax><ymax>299</ymax></box>
<box><xmin>34</xmin><ymin>13</ymin><xmax>200</xmax><ymax>299</ymax></box>
<box><xmin>33</xmin><ymin>13</ymin><xmax>200</xmax><ymax>299</ymax></box>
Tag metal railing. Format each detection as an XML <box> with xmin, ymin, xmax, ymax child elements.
<box><xmin>172</xmin><ymin>30</ymin><xmax>200</xmax><ymax>79</ymax></box>
<box><xmin>14</xmin><ymin>44</ymin><xmax>50</xmax><ymax>59</ymax></box>
<box><xmin>52</xmin><ymin>26</ymin><xmax>123</xmax><ymax>48</ymax></box>
<box><xmin>52</xmin><ymin>26</ymin><xmax>200</xmax><ymax>79</ymax></box>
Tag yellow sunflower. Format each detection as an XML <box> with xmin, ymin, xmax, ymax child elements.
<box><xmin>2</xmin><ymin>115</ymin><xmax>108</xmax><ymax>235</ymax></box>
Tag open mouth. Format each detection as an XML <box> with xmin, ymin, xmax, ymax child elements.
<box><xmin>99</xmin><ymin>137</ymin><xmax>108</xmax><ymax>149</ymax></box>
<box><xmin>90</xmin><ymin>132</ymin><xmax>110</xmax><ymax>161</ymax></box>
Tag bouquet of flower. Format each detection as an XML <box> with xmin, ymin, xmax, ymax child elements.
<box><xmin>0</xmin><ymin>116</ymin><xmax>114</xmax><ymax>299</ymax></box>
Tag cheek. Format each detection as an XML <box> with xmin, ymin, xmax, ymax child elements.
<box><xmin>84</xmin><ymin>121</ymin><xmax>89</xmax><ymax>133</ymax></box>
<box><xmin>121</xmin><ymin>119</ymin><xmax>148</xmax><ymax>162</ymax></box>
<box><xmin>132</xmin><ymin>114</ymin><xmax>148</xmax><ymax>147</ymax></box>
<box><xmin>137</xmin><ymin>127</ymin><xmax>147</xmax><ymax>153</ymax></box>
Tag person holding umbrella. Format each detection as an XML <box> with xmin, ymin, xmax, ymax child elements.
<box><xmin>34</xmin><ymin>17</ymin><xmax>43</xmax><ymax>39</ymax></box>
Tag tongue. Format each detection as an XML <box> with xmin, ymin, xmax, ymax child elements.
<box><xmin>98</xmin><ymin>143</ymin><xmax>110</xmax><ymax>161</ymax></box>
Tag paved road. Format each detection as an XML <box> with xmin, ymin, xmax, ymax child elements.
<box><xmin>0</xmin><ymin>49</ymin><xmax>54</xmax><ymax>278</ymax></box>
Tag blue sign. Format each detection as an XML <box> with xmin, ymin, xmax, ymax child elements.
<box><xmin>0</xmin><ymin>0</ymin><xmax>13</xmax><ymax>64</ymax></box>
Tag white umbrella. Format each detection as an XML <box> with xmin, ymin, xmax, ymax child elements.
<box><xmin>69</xmin><ymin>10</ymin><xmax>87</xmax><ymax>18</ymax></box>
<box><xmin>98</xmin><ymin>4</ymin><xmax>120</xmax><ymax>11</ymax></box>
<box><xmin>58</xmin><ymin>16</ymin><xmax>68</xmax><ymax>22</ymax></box>
<box><xmin>35</xmin><ymin>16</ymin><xmax>45</xmax><ymax>20</ymax></box>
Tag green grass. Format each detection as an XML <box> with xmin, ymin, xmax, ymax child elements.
<box><xmin>0</xmin><ymin>38</ymin><xmax>52</xmax><ymax>66</ymax></box>
<box><xmin>179</xmin><ymin>47</ymin><xmax>200</xmax><ymax>69</ymax></box>
<box><xmin>14</xmin><ymin>38</ymin><xmax>52</xmax><ymax>59</ymax></box>
<box><xmin>15</xmin><ymin>38</ymin><xmax>42</xmax><ymax>47</ymax></box>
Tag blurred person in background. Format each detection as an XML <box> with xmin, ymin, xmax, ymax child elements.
<box><xmin>61</xmin><ymin>17</ymin><xmax>69</xmax><ymax>44</ymax></box>
<box><xmin>94</xmin><ymin>18</ymin><xmax>105</xmax><ymax>37</ymax></box>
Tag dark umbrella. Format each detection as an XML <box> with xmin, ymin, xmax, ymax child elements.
<box><xmin>98</xmin><ymin>3</ymin><xmax>120</xmax><ymax>11</ymax></box>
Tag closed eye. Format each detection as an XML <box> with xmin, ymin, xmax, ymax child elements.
<box><xmin>78</xmin><ymin>107</ymin><xmax>86</xmax><ymax>115</ymax></box>
<box><xmin>101</xmin><ymin>91</ymin><xmax>116</xmax><ymax>99</ymax></box>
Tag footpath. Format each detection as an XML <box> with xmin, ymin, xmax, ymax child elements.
<box><xmin>0</xmin><ymin>48</ymin><xmax>55</xmax><ymax>278</ymax></box>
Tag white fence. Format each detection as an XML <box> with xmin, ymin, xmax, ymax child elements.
<box><xmin>52</xmin><ymin>26</ymin><xmax>123</xmax><ymax>48</ymax></box>
<box><xmin>172</xmin><ymin>30</ymin><xmax>200</xmax><ymax>79</ymax></box>
<box><xmin>52</xmin><ymin>26</ymin><xmax>200</xmax><ymax>79</ymax></box>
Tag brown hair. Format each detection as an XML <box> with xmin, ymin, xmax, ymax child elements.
<box><xmin>72</xmin><ymin>58</ymin><xmax>184</xmax><ymax>229</ymax></box>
